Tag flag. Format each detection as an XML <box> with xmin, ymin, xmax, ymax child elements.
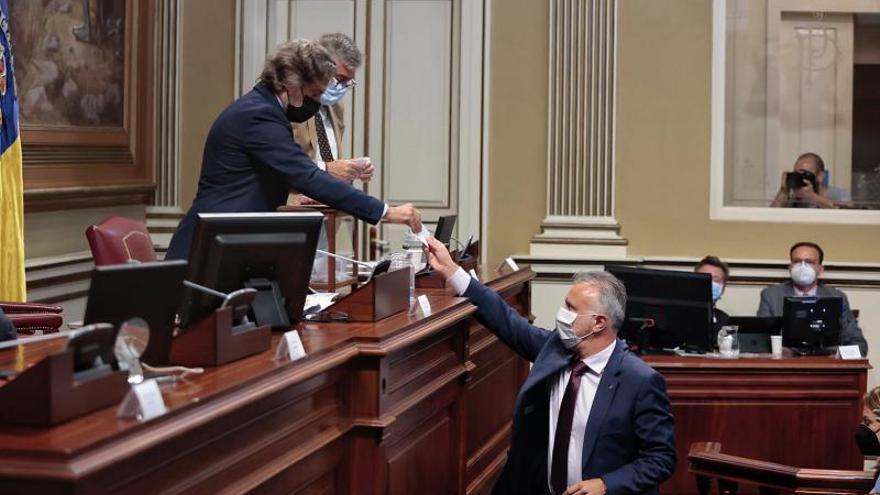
<box><xmin>0</xmin><ymin>0</ymin><xmax>24</xmax><ymax>302</ymax></box>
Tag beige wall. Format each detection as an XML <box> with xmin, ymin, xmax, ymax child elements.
<box><xmin>485</xmin><ymin>0</ymin><xmax>880</xmax><ymax>265</ymax></box>
<box><xmin>615</xmin><ymin>0</ymin><xmax>880</xmax><ymax>263</ymax></box>
<box><xmin>180</xmin><ymin>0</ymin><xmax>237</xmax><ymax>210</ymax></box>
<box><xmin>485</xmin><ymin>0</ymin><xmax>549</xmax><ymax>266</ymax></box>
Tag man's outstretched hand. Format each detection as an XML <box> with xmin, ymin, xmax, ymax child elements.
<box><xmin>425</xmin><ymin>237</ymin><xmax>458</xmax><ymax>280</ymax></box>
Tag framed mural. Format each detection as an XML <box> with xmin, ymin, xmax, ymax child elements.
<box><xmin>9</xmin><ymin>0</ymin><xmax>155</xmax><ymax>211</ymax></box>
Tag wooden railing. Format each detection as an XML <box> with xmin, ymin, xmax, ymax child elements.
<box><xmin>688</xmin><ymin>442</ymin><xmax>876</xmax><ymax>495</ymax></box>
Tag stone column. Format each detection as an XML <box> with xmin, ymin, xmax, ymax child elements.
<box><xmin>530</xmin><ymin>0</ymin><xmax>627</xmax><ymax>257</ymax></box>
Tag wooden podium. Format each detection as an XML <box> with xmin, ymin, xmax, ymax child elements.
<box><xmin>278</xmin><ymin>204</ymin><xmax>359</xmax><ymax>291</ymax></box>
<box><xmin>0</xmin><ymin>349</ymin><xmax>128</xmax><ymax>426</ymax></box>
<box><xmin>324</xmin><ymin>267</ymin><xmax>410</xmax><ymax>322</ymax></box>
<box><xmin>170</xmin><ymin>307</ymin><xmax>271</xmax><ymax>367</ymax></box>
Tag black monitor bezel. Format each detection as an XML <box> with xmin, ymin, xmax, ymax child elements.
<box><xmin>181</xmin><ymin>212</ymin><xmax>324</xmax><ymax>329</ymax></box>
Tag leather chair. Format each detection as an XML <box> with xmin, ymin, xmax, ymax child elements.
<box><xmin>86</xmin><ymin>216</ymin><xmax>157</xmax><ymax>265</ymax></box>
<box><xmin>1</xmin><ymin>301</ymin><xmax>63</xmax><ymax>336</ymax></box>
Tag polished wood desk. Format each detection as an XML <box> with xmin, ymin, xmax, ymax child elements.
<box><xmin>647</xmin><ymin>354</ymin><xmax>870</xmax><ymax>494</ymax></box>
<box><xmin>0</xmin><ymin>268</ymin><xmax>533</xmax><ymax>495</ymax></box>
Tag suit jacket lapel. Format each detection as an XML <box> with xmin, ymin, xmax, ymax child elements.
<box><xmin>581</xmin><ymin>340</ymin><xmax>625</xmax><ymax>467</ymax></box>
<box><xmin>328</xmin><ymin>104</ymin><xmax>345</xmax><ymax>156</ymax></box>
<box><xmin>306</xmin><ymin>118</ymin><xmax>320</xmax><ymax>159</ymax></box>
<box><xmin>522</xmin><ymin>334</ymin><xmax>570</xmax><ymax>395</ymax></box>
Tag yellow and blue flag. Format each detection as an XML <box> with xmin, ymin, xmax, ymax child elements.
<box><xmin>0</xmin><ymin>0</ymin><xmax>25</xmax><ymax>302</ymax></box>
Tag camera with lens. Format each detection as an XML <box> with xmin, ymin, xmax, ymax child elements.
<box><xmin>785</xmin><ymin>170</ymin><xmax>819</xmax><ymax>192</ymax></box>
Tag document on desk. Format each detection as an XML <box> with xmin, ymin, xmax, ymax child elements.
<box><xmin>304</xmin><ymin>292</ymin><xmax>339</xmax><ymax>313</ymax></box>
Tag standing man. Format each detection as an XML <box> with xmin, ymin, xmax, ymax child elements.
<box><xmin>166</xmin><ymin>39</ymin><xmax>421</xmax><ymax>260</ymax></box>
<box><xmin>290</xmin><ymin>33</ymin><xmax>373</xmax><ymax>185</ymax></box>
<box><xmin>757</xmin><ymin>241</ymin><xmax>867</xmax><ymax>355</ymax></box>
<box><xmin>424</xmin><ymin>238</ymin><xmax>676</xmax><ymax>495</ymax></box>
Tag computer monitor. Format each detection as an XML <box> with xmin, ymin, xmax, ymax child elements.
<box><xmin>434</xmin><ymin>215</ymin><xmax>456</xmax><ymax>245</ymax></box>
<box><xmin>782</xmin><ymin>296</ymin><xmax>842</xmax><ymax>354</ymax></box>
<box><xmin>181</xmin><ymin>212</ymin><xmax>323</xmax><ymax>330</ymax></box>
<box><xmin>605</xmin><ymin>265</ymin><xmax>714</xmax><ymax>353</ymax></box>
<box><xmin>84</xmin><ymin>260</ymin><xmax>188</xmax><ymax>365</ymax></box>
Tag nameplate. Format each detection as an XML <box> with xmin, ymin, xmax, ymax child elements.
<box><xmin>117</xmin><ymin>379</ymin><xmax>167</xmax><ymax>421</ymax></box>
<box><xmin>505</xmin><ymin>257</ymin><xmax>519</xmax><ymax>271</ymax></box>
<box><xmin>417</xmin><ymin>295</ymin><xmax>432</xmax><ymax>316</ymax></box>
<box><xmin>837</xmin><ymin>345</ymin><xmax>862</xmax><ymax>360</ymax></box>
<box><xmin>275</xmin><ymin>330</ymin><xmax>307</xmax><ymax>361</ymax></box>
<box><xmin>468</xmin><ymin>268</ymin><xmax>479</xmax><ymax>280</ymax></box>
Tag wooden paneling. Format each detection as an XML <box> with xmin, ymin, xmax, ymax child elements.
<box><xmin>0</xmin><ymin>267</ymin><xmax>533</xmax><ymax>494</ymax></box>
<box><xmin>648</xmin><ymin>355</ymin><xmax>869</xmax><ymax>494</ymax></box>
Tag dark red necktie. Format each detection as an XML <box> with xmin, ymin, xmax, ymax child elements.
<box><xmin>313</xmin><ymin>108</ymin><xmax>335</xmax><ymax>162</ymax></box>
<box><xmin>551</xmin><ymin>360</ymin><xmax>590</xmax><ymax>495</ymax></box>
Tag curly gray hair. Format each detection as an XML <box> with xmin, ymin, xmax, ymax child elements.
<box><xmin>259</xmin><ymin>39</ymin><xmax>337</xmax><ymax>93</ymax></box>
<box><xmin>319</xmin><ymin>33</ymin><xmax>363</xmax><ymax>70</ymax></box>
<box><xmin>571</xmin><ymin>271</ymin><xmax>627</xmax><ymax>331</ymax></box>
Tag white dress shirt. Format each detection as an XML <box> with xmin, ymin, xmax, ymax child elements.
<box><xmin>547</xmin><ymin>340</ymin><xmax>616</xmax><ymax>491</ymax></box>
<box><xmin>447</xmin><ymin>267</ymin><xmax>616</xmax><ymax>490</ymax></box>
<box><xmin>793</xmin><ymin>284</ymin><xmax>818</xmax><ymax>297</ymax></box>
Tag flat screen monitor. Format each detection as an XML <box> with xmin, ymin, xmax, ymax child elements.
<box><xmin>434</xmin><ymin>215</ymin><xmax>456</xmax><ymax>245</ymax></box>
<box><xmin>181</xmin><ymin>212</ymin><xmax>323</xmax><ymax>330</ymax></box>
<box><xmin>605</xmin><ymin>265</ymin><xmax>713</xmax><ymax>353</ymax></box>
<box><xmin>84</xmin><ymin>260</ymin><xmax>188</xmax><ymax>365</ymax></box>
<box><xmin>782</xmin><ymin>296</ymin><xmax>842</xmax><ymax>354</ymax></box>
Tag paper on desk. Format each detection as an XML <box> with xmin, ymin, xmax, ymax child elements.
<box><xmin>305</xmin><ymin>292</ymin><xmax>339</xmax><ymax>312</ymax></box>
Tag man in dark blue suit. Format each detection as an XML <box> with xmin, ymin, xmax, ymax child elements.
<box><xmin>167</xmin><ymin>39</ymin><xmax>421</xmax><ymax>260</ymax></box>
<box><xmin>425</xmin><ymin>238</ymin><xmax>675</xmax><ymax>495</ymax></box>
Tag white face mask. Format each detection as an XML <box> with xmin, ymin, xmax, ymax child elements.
<box><xmin>791</xmin><ymin>261</ymin><xmax>817</xmax><ymax>287</ymax></box>
<box><xmin>555</xmin><ymin>307</ymin><xmax>598</xmax><ymax>350</ymax></box>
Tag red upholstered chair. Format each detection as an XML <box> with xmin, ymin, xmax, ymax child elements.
<box><xmin>86</xmin><ymin>216</ymin><xmax>157</xmax><ymax>265</ymax></box>
<box><xmin>1</xmin><ymin>301</ymin><xmax>63</xmax><ymax>336</ymax></box>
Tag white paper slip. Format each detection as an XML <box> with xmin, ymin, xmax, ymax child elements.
<box><xmin>505</xmin><ymin>257</ymin><xmax>519</xmax><ymax>271</ymax></box>
<box><xmin>417</xmin><ymin>295</ymin><xmax>432</xmax><ymax>316</ymax></box>
<box><xmin>837</xmin><ymin>345</ymin><xmax>862</xmax><ymax>360</ymax></box>
<box><xmin>413</xmin><ymin>228</ymin><xmax>432</xmax><ymax>246</ymax></box>
<box><xmin>468</xmin><ymin>269</ymin><xmax>479</xmax><ymax>280</ymax></box>
<box><xmin>275</xmin><ymin>330</ymin><xmax>308</xmax><ymax>361</ymax></box>
<box><xmin>117</xmin><ymin>379</ymin><xmax>168</xmax><ymax>421</ymax></box>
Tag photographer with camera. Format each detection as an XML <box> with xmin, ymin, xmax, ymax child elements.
<box><xmin>770</xmin><ymin>152</ymin><xmax>851</xmax><ymax>209</ymax></box>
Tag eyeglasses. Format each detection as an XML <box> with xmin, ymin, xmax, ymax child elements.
<box><xmin>335</xmin><ymin>77</ymin><xmax>357</xmax><ymax>90</ymax></box>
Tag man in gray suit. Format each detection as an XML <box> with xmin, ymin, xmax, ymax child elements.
<box><xmin>757</xmin><ymin>241</ymin><xmax>867</xmax><ymax>355</ymax></box>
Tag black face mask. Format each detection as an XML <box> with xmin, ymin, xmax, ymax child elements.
<box><xmin>285</xmin><ymin>96</ymin><xmax>321</xmax><ymax>123</ymax></box>
<box><xmin>855</xmin><ymin>423</ymin><xmax>880</xmax><ymax>455</ymax></box>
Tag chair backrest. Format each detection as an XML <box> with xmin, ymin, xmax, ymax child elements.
<box><xmin>689</xmin><ymin>442</ymin><xmax>874</xmax><ymax>495</ymax></box>
<box><xmin>86</xmin><ymin>216</ymin><xmax>157</xmax><ymax>266</ymax></box>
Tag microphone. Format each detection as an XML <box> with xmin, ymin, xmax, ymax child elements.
<box><xmin>316</xmin><ymin>249</ymin><xmax>375</xmax><ymax>268</ymax></box>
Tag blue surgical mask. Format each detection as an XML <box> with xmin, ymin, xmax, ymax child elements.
<box><xmin>320</xmin><ymin>80</ymin><xmax>349</xmax><ymax>107</ymax></box>
<box><xmin>711</xmin><ymin>281</ymin><xmax>724</xmax><ymax>301</ymax></box>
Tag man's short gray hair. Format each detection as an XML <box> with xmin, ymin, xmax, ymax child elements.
<box><xmin>259</xmin><ymin>39</ymin><xmax>337</xmax><ymax>93</ymax></box>
<box><xmin>572</xmin><ymin>271</ymin><xmax>627</xmax><ymax>331</ymax></box>
<box><xmin>319</xmin><ymin>33</ymin><xmax>363</xmax><ymax>70</ymax></box>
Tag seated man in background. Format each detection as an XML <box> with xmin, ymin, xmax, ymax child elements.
<box><xmin>695</xmin><ymin>255</ymin><xmax>730</xmax><ymax>331</ymax></box>
<box><xmin>757</xmin><ymin>241</ymin><xmax>867</xmax><ymax>355</ymax></box>
<box><xmin>424</xmin><ymin>237</ymin><xmax>675</xmax><ymax>495</ymax></box>
<box><xmin>770</xmin><ymin>152</ymin><xmax>851</xmax><ymax>209</ymax></box>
